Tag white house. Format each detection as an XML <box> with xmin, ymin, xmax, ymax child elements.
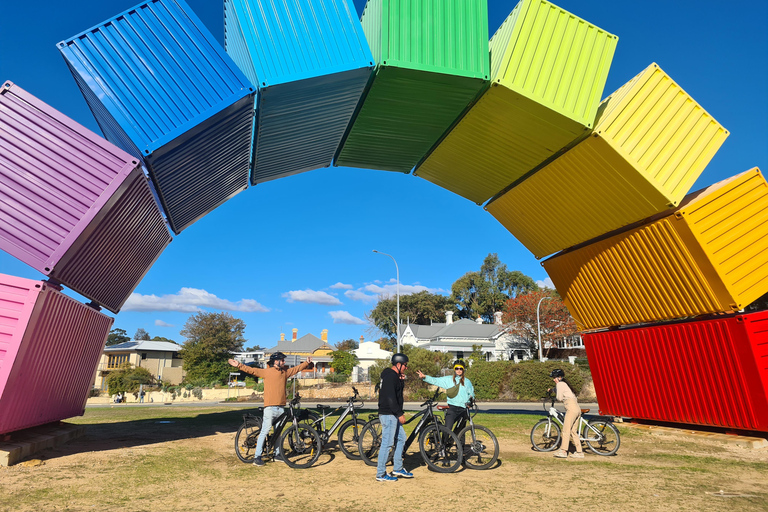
<box><xmin>353</xmin><ymin>337</ymin><xmax>393</xmax><ymax>369</ymax></box>
<box><xmin>399</xmin><ymin>311</ymin><xmax>532</xmax><ymax>362</ymax></box>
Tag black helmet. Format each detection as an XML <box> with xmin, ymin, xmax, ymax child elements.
<box><xmin>550</xmin><ymin>368</ymin><xmax>565</xmax><ymax>378</ymax></box>
<box><xmin>268</xmin><ymin>352</ymin><xmax>287</xmax><ymax>365</ymax></box>
<box><xmin>391</xmin><ymin>353</ymin><xmax>409</xmax><ymax>365</ymax></box>
<box><xmin>453</xmin><ymin>360</ymin><xmax>466</xmax><ymax>370</ymax></box>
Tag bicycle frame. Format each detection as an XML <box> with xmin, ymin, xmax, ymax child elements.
<box><xmin>540</xmin><ymin>396</ymin><xmax>602</xmax><ymax>443</ymax></box>
<box><xmin>371</xmin><ymin>390</ymin><xmax>444</xmax><ymax>454</ymax></box>
<box><xmin>311</xmin><ymin>388</ymin><xmax>364</xmax><ymax>444</ymax></box>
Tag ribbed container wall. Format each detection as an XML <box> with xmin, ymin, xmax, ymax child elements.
<box><xmin>0</xmin><ymin>274</ymin><xmax>113</xmax><ymax>435</ymax></box>
<box><xmin>0</xmin><ymin>82</ymin><xmax>171</xmax><ymax>313</ymax></box>
<box><xmin>543</xmin><ymin>169</ymin><xmax>768</xmax><ymax>331</ymax></box>
<box><xmin>334</xmin><ymin>0</ymin><xmax>489</xmax><ymax>173</ymax></box>
<box><xmin>584</xmin><ymin>311</ymin><xmax>768</xmax><ymax>432</ymax></box>
<box><xmin>413</xmin><ymin>0</ymin><xmax>617</xmax><ymax>204</ymax></box>
<box><xmin>224</xmin><ymin>0</ymin><xmax>374</xmax><ymax>184</ymax></box>
<box><xmin>487</xmin><ymin>63</ymin><xmax>729</xmax><ymax>258</ymax></box>
<box><xmin>59</xmin><ymin>0</ymin><xmax>255</xmax><ymax>234</ymax></box>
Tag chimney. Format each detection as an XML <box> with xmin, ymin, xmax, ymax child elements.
<box><xmin>494</xmin><ymin>311</ymin><xmax>503</xmax><ymax>325</ymax></box>
<box><xmin>280</xmin><ymin>333</ymin><xmax>285</xmax><ymax>341</ymax></box>
<box><xmin>321</xmin><ymin>329</ymin><xmax>328</xmax><ymax>342</ymax></box>
<box><xmin>445</xmin><ymin>311</ymin><xmax>454</xmax><ymax>325</ymax></box>
<box><xmin>475</xmin><ymin>316</ymin><xmax>483</xmax><ymax>324</ymax></box>
<box><xmin>360</xmin><ymin>335</ymin><xmax>364</xmax><ymax>344</ymax></box>
<box><xmin>292</xmin><ymin>328</ymin><xmax>298</xmax><ymax>342</ymax></box>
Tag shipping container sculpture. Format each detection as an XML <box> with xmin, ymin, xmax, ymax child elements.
<box><xmin>224</xmin><ymin>0</ymin><xmax>374</xmax><ymax>184</ymax></box>
<box><xmin>334</xmin><ymin>0</ymin><xmax>490</xmax><ymax>173</ymax></box>
<box><xmin>414</xmin><ymin>0</ymin><xmax>617</xmax><ymax>204</ymax></box>
<box><xmin>59</xmin><ymin>0</ymin><xmax>255</xmax><ymax>234</ymax></box>
<box><xmin>0</xmin><ymin>274</ymin><xmax>113</xmax><ymax>435</ymax></box>
<box><xmin>543</xmin><ymin>169</ymin><xmax>768</xmax><ymax>331</ymax></box>
<box><xmin>584</xmin><ymin>310</ymin><xmax>768</xmax><ymax>433</ymax></box>
<box><xmin>487</xmin><ymin>63</ymin><xmax>729</xmax><ymax>259</ymax></box>
<box><xmin>0</xmin><ymin>82</ymin><xmax>171</xmax><ymax>314</ymax></box>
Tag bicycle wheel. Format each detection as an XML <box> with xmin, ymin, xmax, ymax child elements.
<box><xmin>338</xmin><ymin>419</ymin><xmax>366</xmax><ymax>460</ymax></box>
<box><xmin>419</xmin><ymin>424</ymin><xmax>463</xmax><ymax>473</ymax></box>
<box><xmin>278</xmin><ymin>423</ymin><xmax>321</xmax><ymax>469</ymax></box>
<box><xmin>458</xmin><ymin>425</ymin><xmax>499</xmax><ymax>470</ymax></box>
<box><xmin>530</xmin><ymin>419</ymin><xmax>561</xmax><ymax>452</ymax></box>
<box><xmin>358</xmin><ymin>418</ymin><xmax>389</xmax><ymax>467</ymax></box>
<box><xmin>234</xmin><ymin>417</ymin><xmax>262</xmax><ymax>463</ymax></box>
<box><xmin>583</xmin><ymin>420</ymin><xmax>620</xmax><ymax>456</ymax></box>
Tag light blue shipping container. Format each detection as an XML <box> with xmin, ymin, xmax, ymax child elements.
<box><xmin>59</xmin><ymin>0</ymin><xmax>256</xmax><ymax>234</ymax></box>
<box><xmin>224</xmin><ymin>0</ymin><xmax>374</xmax><ymax>184</ymax></box>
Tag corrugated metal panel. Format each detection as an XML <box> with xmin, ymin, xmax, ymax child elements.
<box><xmin>0</xmin><ymin>82</ymin><xmax>171</xmax><ymax>313</ymax></box>
<box><xmin>59</xmin><ymin>0</ymin><xmax>255</xmax><ymax>234</ymax></box>
<box><xmin>486</xmin><ymin>63</ymin><xmax>729</xmax><ymax>258</ymax></box>
<box><xmin>542</xmin><ymin>169</ymin><xmax>768</xmax><ymax>331</ymax></box>
<box><xmin>413</xmin><ymin>0</ymin><xmax>616</xmax><ymax>204</ymax></box>
<box><xmin>335</xmin><ymin>0</ymin><xmax>489</xmax><ymax>172</ymax></box>
<box><xmin>585</xmin><ymin>311</ymin><xmax>768</xmax><ymax>432</ymax></box>
<box><xmin>0</xmin><ymin>274</ymin><xmax>112</xmax><ymax>435</ymax></box>
<box><xmin>224</xmin><ymin>0</ymin><xmax>374</xmax><ymax>183</ymax></box>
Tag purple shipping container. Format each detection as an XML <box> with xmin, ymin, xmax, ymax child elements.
<box><xmin>0</xmin><ymin>273</ymin><xmax>113</xmax><ymax>435</ymax></box>
<box><xmin>0</xmin><ymin>82</ymin><xmax>172</xmax><ymax>313</ymax></box>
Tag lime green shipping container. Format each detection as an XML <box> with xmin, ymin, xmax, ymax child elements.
<box><xmin>334</xmin><ymin>0</ymin><xmax>489</xmax><ymax>173</ymax></box>
<box><xmin>543</xmin><ymin>169</ymin><xmax>768</xmax><ymax>331</ymax></box>
<box><xmin>487</xmin><ymin>63</ymin><xmax>729</xmax><ymax>259</ymax></box>
<box><xmin>413</xmin><ymin>0</ymin><xmax>617</xmax><ymax>204</ymax></box>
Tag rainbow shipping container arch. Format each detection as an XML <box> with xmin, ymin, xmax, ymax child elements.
<box><xmin>1</xmin><ymin>0</ymin><xmax>767</xmax><ymax>436</ymax></box>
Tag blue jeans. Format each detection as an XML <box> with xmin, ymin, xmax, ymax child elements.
<box><xmin>256</xmin><ymin>406</ymin><xmax>284</xmax><ymax>457</ymax></box>
<box><xmin>377</xmin><ymin>414</ymin><xmax>405</xmax><ymax>477</ymax></box>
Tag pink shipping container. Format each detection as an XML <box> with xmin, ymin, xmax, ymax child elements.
<box><xmin>584</xmin><ymin>310</ymin><xmax>768</xmax><ymax>433</ymax></box>
<box><xmin>0</xmin><ymin>82</ymin><xmax>172</xmax><ymax>313</ymax></box>
<box><xmin>0</xmin><ymin>273</ymin><xmax>113</xmax><ymax>435</ymax></box>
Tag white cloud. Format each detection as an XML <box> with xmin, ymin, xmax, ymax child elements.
<box><xmin>123</xmin><ymin>287</ymin><xmax>270</xmax><ymax>313</ymax></box>
<box><xmin>364</xmin><ymin>283</ymin><xmax>443</xmax><ymax>295</ymax></box>
<box><xmin>537</xmin><ymin>278</ymin><xmax>555</xmax><ymax>290</ymax></box>
<box><xmin>344</xmin><ymin>289</ymin><xmax>378</xmax><ymax>303</ymax></box>
<box><xmin>330</xmin><ymin>282</ymin><xmax>353</xmax><ymax>290</ymax></box>
<box><xmin>154</xmin><ymin>319</ymin><xmax>175</xmax><ymax>327</ymax></box>
<box><xmin>329</xmin><ymin>311</ymin><xmax>366</xmax><ymax>325</ymax></box>
<box><xmin>282</xmin><ymin>289</ymin><xmax>342</xmax><ymax>305</ymax></box>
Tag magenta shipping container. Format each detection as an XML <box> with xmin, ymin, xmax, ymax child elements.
<box><xmin>0</xmin><ymin>273</ymin><xmax>113</xmax><ymax>435</ymax></box>
<box><xmin>0</xmin><ymin>82</ymin><xmax>172</xmax><ymax>313</ymax></box>
<box><xmin>584</xmin><ymin>310</ymin><xmax>768</xmax><ymax>433</ymax></box>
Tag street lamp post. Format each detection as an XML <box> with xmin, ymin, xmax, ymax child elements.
<box><xmin>373</xmin><ymin>250</ymin><xmax>400</xmax><ymax>353</ymax></box>
<box><xmin>537</xmin><ymin>296</ymin><xmax>552</xmax><ymax>361</ymax></box>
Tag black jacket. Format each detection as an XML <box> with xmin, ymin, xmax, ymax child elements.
<box><xmin>378</xmin><ymin>368</ymin><xmax>404</xmax><ymax>417</ymax></box>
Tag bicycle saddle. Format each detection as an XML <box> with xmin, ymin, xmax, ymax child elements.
<box><xmin>437</xmin><ymin>405</ymin><xmax>449</xmax><ymax>411</ymax></box>
<box><xmin>316</xmin><ymin>404</ymin><xmax>332</xmax><ymax>410</ymax></box>
<box><xmin>581</xmin><ymin>408</ymin><xmax>590</xmax><ymax>414</ymax></box>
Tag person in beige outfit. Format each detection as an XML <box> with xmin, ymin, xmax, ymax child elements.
<box><xmin>548</xmin><ymin>368</ymin><xmax>584</xmax><ymax>460</ymax></box>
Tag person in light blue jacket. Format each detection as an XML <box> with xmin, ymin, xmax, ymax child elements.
<box><xmin>417</xmin><ymin>360</ymin><xmax>475</xmax><ymax>435</ymax></box>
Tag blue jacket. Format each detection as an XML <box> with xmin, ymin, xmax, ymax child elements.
<box><xmin>424</xmin><ymin>375</ymin><xmax>475</xmax><ymax>408</ymax></box>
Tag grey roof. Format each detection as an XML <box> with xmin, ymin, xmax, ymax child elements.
<box><xmin>105</xmin><ymin>340</ymin><xmax>182</xmax><ymax>353</ymax></box>
<box><xmin>266</xmin><ymin>333</ymin><xmax>332</xmax><ymax>354</ymax></box>
<box><xmin>403</xmin><ymin>319</ymin><xmax>503</xmax><ymax>341</ymax></box>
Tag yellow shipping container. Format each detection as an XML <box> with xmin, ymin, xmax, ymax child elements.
<box><xmin>487</xmin><ymin>62</ymin><xmax>729</xmax><ymax>259</ymax></box>
<box><xmin>413</xmin><ymin>0</ymin><xmax>617</xmax><ymax>205</ymax></box>
<box><xmin>543</xmin><ymin>169</ymin><xmax>768</xmax><ymax>331</ymax></box>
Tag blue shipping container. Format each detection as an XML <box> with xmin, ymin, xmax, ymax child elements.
<box><xmin>59</xmin><ymin>0</ymin><xmax>256</xmax><ymax>234</ymax></box>
<box><xmin>224</xmin><ymin>0</ymin><xmax>374</xmax><ymax>184</ymax></box>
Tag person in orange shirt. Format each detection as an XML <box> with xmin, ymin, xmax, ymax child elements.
<box><xmin>228</xmin><ymin>352</ymin><xmax>312</xmax><ymax>466</ymax></box>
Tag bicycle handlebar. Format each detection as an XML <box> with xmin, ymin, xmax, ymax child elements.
<box><xmin>419</xmin><ymin>388</ymin><xmax>441</xmax><ymax>407</ymax></box>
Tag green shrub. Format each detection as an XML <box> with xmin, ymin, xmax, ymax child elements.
<box><xmin>254</xmin><ymin>382</ymin><xmax>264</xmax><ymax>392</ymax></box>
<box><xmin>465</xmin><ymin>361</ymin><xmax>516</xmax><ymax>400</ymax></box>
<box><xmin>510</xmin><ymin>361</ymin><xmax>585</xmax><ymax>400</ymax></box>
<box><xmin>192</xmin><ymin>387</ymin><xmax>203</xmax><ymax>400</ymax></box>
<box><xmin>325</xmin><ymin>372</ymin><xmax>349</xmax><ymax>383</ymax></box>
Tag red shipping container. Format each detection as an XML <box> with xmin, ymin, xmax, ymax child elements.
<box><xmin>0</xmin><ymin>273</ymin><xmax>112</xmax><ymax>435</ymax></box>
<box><xmin>584</xmin><ymin>310</ymin><xmax>768</xmax><ymax>432</ymax></box>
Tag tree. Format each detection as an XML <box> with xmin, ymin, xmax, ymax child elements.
<box><xmin>502</xmin><ymin>290</ymin><xmax>577</xmax><ymax>358</ymax></box>
<box><xmin>151</xmin><ymin>336</ymin><xmax>175</xmax><ymax>343</ymax></box>
<box><xmin>334</xmin><ymin>339</ymin><xmax>359</xmax><ymax>351</ymax></box>
<box><xmin>330</xmin><ymin>350</ymin><xmax>359</xmax><ymax>376</ymax></box>
<box><xmin>106</xmin><ymin>328</ymin><xmax>130</xmax><ymax>346</ymax></box>
<box><xmin>243</xmin><ymin>345</ymin><xmax>262</xmax><ymax>352</ymax></box>
<box><xmin>179</xmin><ymin>312</ymin><xmax>246</xmax><ymax>384</ymax></box>
<box><xmin>451</xmin><ymin>253</ymin><xmax>537</xmax><ymax>322</ymax></box>
<box><xmin>105</xmin><ymin>363</ymin><xmax>154</xmax><ymax>395</ymax></box>
<box><xmin>134</xmin><ymin>328</ymin><xmax>150</xmax><ymax>340</ymax></box>
<box><xmin>367</xmin><ymin>290</ymin><xmax>455</xmax><ymax>339</ymax></box>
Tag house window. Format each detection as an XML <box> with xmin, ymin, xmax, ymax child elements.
<box><xmin>485</xmin><ymin>352</ymin><xmax>492</xmax><ymax>362</ymax></box>
<box><xmin>107</xmin><ymin>354</ymin><xmax>129</xmax><ymax>368</ymax></box>
<box><xmin>456</xmin><ymin>351</ymin><xmax>464</xmax><ymax>359</ymax></box>
<box><xmin>141</xmin><ymin>353</ymin><xmax>147</xmax><ymax>360</ymax></box>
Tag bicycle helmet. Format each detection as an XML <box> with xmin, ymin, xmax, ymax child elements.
<box><xmin>550</xmin><ymin>368</ymin><xmax>565</xmax><ymax>378</ymax></box>
<box><xmin>391</xmin><ymin>353</ymin><xmax>409</xmax><ymax>365</ymax></box>
<box><xmin>453</xmin><ymin>360</ymin><xmax>466</xmax><ymax>370</ymax></box>
<box><xmin>268</xmin><ymin>351</ymin><xmax>287</xmax><ymax>366</ymax></box>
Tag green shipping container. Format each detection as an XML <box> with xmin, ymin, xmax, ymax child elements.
<box><xmin>334</xmin><ymin>0</ymin><xmax>489</xmax><ymax>173</ymax></box>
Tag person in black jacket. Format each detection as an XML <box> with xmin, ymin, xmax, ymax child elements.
<box><xmin>375</xmin><ymin>353</ymin><xmax>414</xmax><ymax>482</ymax></box>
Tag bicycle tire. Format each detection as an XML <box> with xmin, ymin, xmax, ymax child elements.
<box><xmin>458</xmin><ymin>425</ymin><xmax>499</xmax><ymax>470</ymax></box>
<box><xmin>530</xmin><ymin>419</ymin><xmax>561</xmax><ymax>452</ymax></box>
<box><xmin>359</xmin><ymin>418</ymin><xmax>391</xmax><ymax>467</ymax></box>
<box><xmin>337</xmin><ymin>419</ymin><xmax>366</xmax><ymax>460</ymax></box>
<box><xmin>278</xmin><ymin>423</ymin><xmax>321</xmax><ymax>469</ymax></box>
<box><xmin>418</xmin><ymin>424</ymin><xmax>463</xmax><ymax>473</ymax></box>
<box><xmin>234</xmin><ymin>417</ymin><xmax>262</xmax><ymax>463</ymax></box>
<box><xmin>583</xmin><ymin>420</ymin><xmax>620</xmax><ymax>456</ymax></box>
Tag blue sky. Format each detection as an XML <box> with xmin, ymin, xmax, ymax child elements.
<box><xmin>0</xmin><ymin>0</ymin><xmax>766</xmax><ymax>347</ymax></box>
